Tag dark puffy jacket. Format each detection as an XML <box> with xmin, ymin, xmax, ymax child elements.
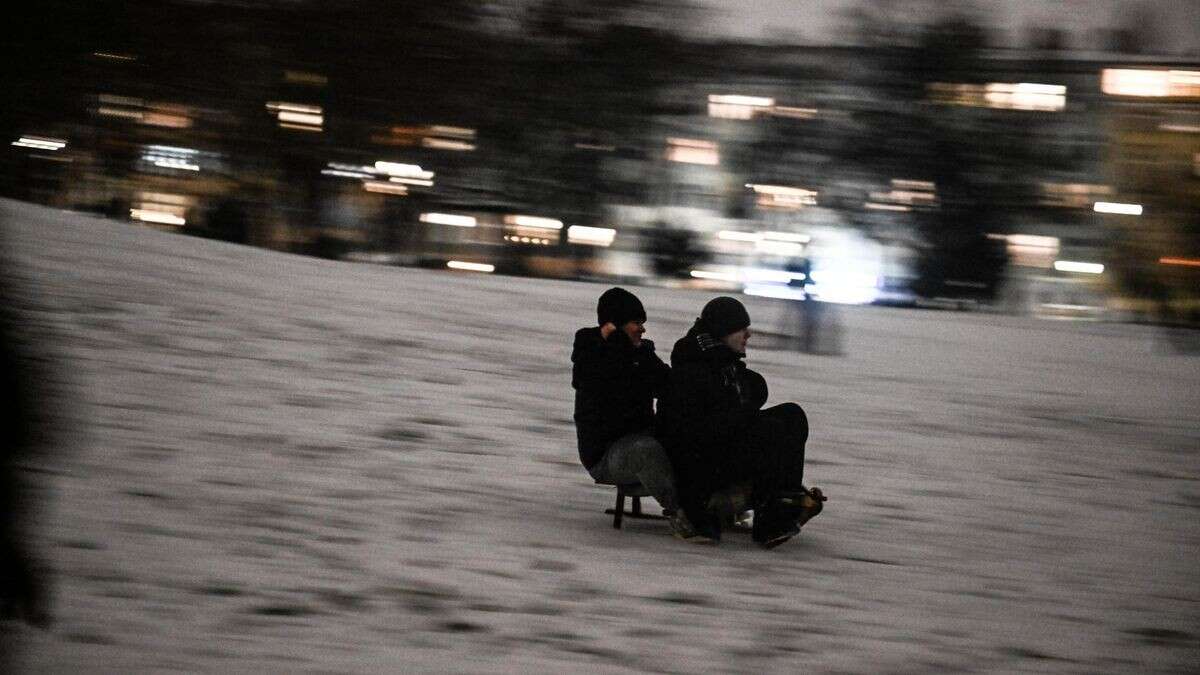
<box><xmin>571</xmin><ymin>326</ymin><xmax>670</xmax><ymax>470</ymax></box>
<box><xmin>657</xmin><ymin>320</ymin><xmax>767</xmax><ymax>479</ymax></box>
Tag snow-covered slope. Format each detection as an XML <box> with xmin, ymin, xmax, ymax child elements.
<box><xmin>3</xmin><ymin>199</ymin><xmax>1198</xmax><ymax>673</ymax></box>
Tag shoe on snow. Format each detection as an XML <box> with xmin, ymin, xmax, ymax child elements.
<box><xmin>674</xmin><ymin>505</ymin><xmax>721</xmax><ymax>544</ymax></box>
<box><xmin>776</xmin><ymin>486</ymin><xmax>825</xmax><ymax>528</ymax></box>
<box><xmin>752</xmin><ymin>517</ymin><xmax>799</xmax><ymax>550</ymax></box>
<box><xmin>669</xmin><ymin>511</ymin><xmax>717</xmax><ymax>544</ymax></box>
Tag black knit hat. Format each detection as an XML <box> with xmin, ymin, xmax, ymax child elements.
<box><xmin>700</xmin><ymin>296</ymin><xmax>751</xmax><ymax>338</ymax></box>
<box><xmin>597</xmin><ymin>287</ymin><xmax>646</xmax><ymax>327</ymax></box>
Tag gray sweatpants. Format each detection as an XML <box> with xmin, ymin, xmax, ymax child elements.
<box><xmin>587</xmin><ymin>432</ymin><xmax>678</xmax><ymax>513</ymax></box>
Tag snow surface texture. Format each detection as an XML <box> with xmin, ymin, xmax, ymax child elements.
<box><xmin>2</xmin><ymin>199</ymin><xmax>1198</xmax><ymax>673</ymax></box>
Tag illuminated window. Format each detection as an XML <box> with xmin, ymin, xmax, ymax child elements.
<box><xmin>266</xmin><ymin>101</ymin><xmax>323</xmax><ymax>131</ymax></box>
<box><xmin>707</xmin><ymin>95</ymin><xmax>774</xmax><ymax>120</ymax></box>
<box><xmin>928</xmin><ymin>82</ymin><xmax>1065</xmax><ymax>111</ymax></box>
<box><xmin>746</xmin><ymin>184</ymin><xmax>817</xmax><ymax>210</ymax></box>
<box><xmin>1102</xmin><ymin>69</ymin><xmax>1200</xmax><ymax>97</ymax></box>
<box><xmin>665</xmin><ymin>138</ymin><xmax>718</xmax><ymax>165</ymax></box>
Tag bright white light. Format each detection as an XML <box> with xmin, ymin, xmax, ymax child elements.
<box><xmin>1007</xmin><ymin>235</ymin><xmax>1059</xmax><ymax>251</ymax></box>
<box><xmin>389</xmin><ymin>176</ymin><xmax>434</xmax><ymax>187</ymax></box>
<box><xmin>708</xmin><ymin>95</ymin><xmax>775</xmax><ymax>120</ymax></box>
<box><xmin>1054</xmin><ymin>260</ymin><xmax>1104</xmax><ymax>274</ymax></box>
<box><xmin>420</xmin><ymin>213</ymin><xmax>476</xmax><ymax>228</ymax></box>
<box><xmin>717</xmin><ymin>230</ymin><xmax>759</xmax><ymax>243</ymax></box>
<box><xmin>447</xmin><ymin>261</ymin><xmax>494</xmax><ymax>273</ymax></box>
<box><xmin>375</xmin><ymin>162</ymin><xmax>433</xmax><ymax>179</ymax></box>
<box><xmin>13</xmin><ymin>136</ymin><xmax>67</xmax><ymax>150</ymax></box>
<box><xmin>505</xmin><ymin>215</ymin><xmax>563</xmax><ymax>230</ymax></box>
<box><xmin>709</xmin><ymin>94</ymin><xmax>775</xmax><ymax>107</ymax></box>
<box><xmin>1099</xmin><ymin>69</ymin><xmax>1200</xmax><ymax>97</ymax></box>
<box><xmin>152</xmin><ymin>159</ymin><xmax>200</xmax><ymax>171</ymax></box>
<box><xmin>567</xmin><ymin>225</ymin><xmax>616</xmax><ymax>246</ymax></box>
<box><xmin>130</xmin><ymin>209</ymin><xmax>185</xmax><ymax>226</ymax></box>
<box><xmin>690</xmin><ymin>269</ymin><xmax>738</xmax><ymax>282</ymax></box>
<box><xmin>327</xmin><ymin>162</ymin><xmax>373</xmax><ymax>173</ymax></box>
<box><xmin>744</xmin><ymin>283</ymin><xmax>806</xmax><ymax>301</ymax></box>
<box><xmin>277</xmin><ymin>111</ymin><xmax>324</xmax><ymax>127</ymax></box>
<box><xmin>985</xmin><ymin>82</ymin><xmax>1066</xmax><ymax>111</ymax></box>
<box><xmin>747</xmin><ymin>184</ymin><xmax>816</xmax><ymax>198</ymax></box>
<box><xmin>1093</xmin><ymin>201</ymin><xmax>1142</xmax><ymax>215</ymax></box>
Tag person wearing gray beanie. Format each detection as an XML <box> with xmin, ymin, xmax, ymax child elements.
<box><xmin>658</xmin><ymin>296</ymin><xmax>826</xmax><ymax>548</ymax></box>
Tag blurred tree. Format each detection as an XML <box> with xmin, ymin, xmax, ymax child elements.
<box><xmin>835</xmin><ymin>9</ymin><xmax>1081</xmax><ymax>304</ymax></box>
<box><xmin>493</xmin><ymin>0</ymin><xmax>705</xmax><ymax>223</ymax></box>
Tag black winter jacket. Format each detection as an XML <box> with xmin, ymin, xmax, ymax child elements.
<box><xmin>571</xmin><ymin>326</ymin><xmax>670</xmax><ymax>470</ymax></box>
<box><xmin>657</xmin><ymin>320</ymin><xmax>768</xmax><ymax>472</ymax></box>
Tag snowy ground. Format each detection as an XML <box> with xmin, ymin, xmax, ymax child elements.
<box><xmin>2</xmin><ymin>199</ymin><xmax>1198</xmax><ymax>673</ymax></box>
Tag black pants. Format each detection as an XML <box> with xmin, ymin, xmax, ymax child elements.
<box><xmin>679</xmin><ymin>403</ymin><xmax>808</xmax><ymax>512</ymax></box>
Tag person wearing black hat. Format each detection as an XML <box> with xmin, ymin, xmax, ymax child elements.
<box><xmin>571</xmin><ymin>288</ymin><xmax>710</xmax><ymax>543</ymax></box>
<box><xmin>658</xmin><ymin>296</ymin><xmax>825</xmax><ymax>548</ymax></box>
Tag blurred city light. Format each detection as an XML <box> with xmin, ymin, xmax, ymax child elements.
<box><xmin>1054</xmin><ymin>260</ymin><xmax>1104</xmax><ymax>274</ymax></box>
<box><xmin>446</xmin><ymin>261</ymin><xmax>494</xmax><ymax>273</ymax></box>
<box><xmin>420</xmin><ymin>213</ymin><xmax>476</xmax><ymax>228</ymax></box>
<box><xmin>504</xmin><ymin>215</ymin><xmax>563</xmax><ymax>230</ymax></box>
<box><xmin>1004</xmin><ymin>234</ymin><xmax>1060</xmax><ymax>268</ymax></box>
<box><xmin>929</xmin><ymin>82</ymin><xmax>1066</xmax><ymax>111</ymax></box>
<box><xmin>130</xmin><ymin>209</ymin><xmax>186</xmax><ymax>226</ymax></box>
<box><xmin>130</xmin><ymin>192</ymin><xmax>191</xmax><ymax>227</ymax></box>
<box><xmin>141</xmin><ymin>145</ymin><xmax>200</xmax><ymax>172</ymax></box>
<box><xmin>746</xmin><ymin>184</ymin><xmax>818</xmax><ymax>209</ymax></box>
<box><xmin>1101</xmin><ymin>69</ymin><xmax>1200</xmax><ymax>97</ymax></box>
<box><xmin>1093</xmin><ymin>201</ymin><xmax>1143</xmax><ymax>215</ymax></box>
<box><xmin>374</xmin><ymin>162</ymin><xmax>434</xmax><ymax>180</ymax></box>
<box><xmin>690</xmin><ymin>269</ymin><xmax>738</xmax><ymax>282</ymax></box>
<box><xmin>362</xmin><ymin>180</ymin><xmax>407</xmax><ymax>195</ymax></box>
<box><xmin>743</xmin><ymin>267</ymin><xmax>803</xmax><ymax>284</ymax></box>
<box><xmin>11</xmin><ymin>136</ymin><xmax>66</xmax><ymax>151</ymax></box>
<box><xmin>566</xmin><ymin>225</ymin><xmax>616</xmax><ymax>246</ymax></box>
<box><xmin>665</xmin><ymin>137</ymin><xmax>719</xmax><ymax>165</ymax></box>
<box><xmin>266</xmin><ymin>101</ymin><xmax>323</xmax><ymax>131</ymax></box>
<box><xmin>1159</xmin><ymin>257</ymin><xmax>1200</xmax><ymax>267</ymax></box>
<box><xmin>717</xmin><ymin>230</ymin><xmax>760</xmax><ymax>243</ymax></box>
<box><xmin>423</xmin><ymin>126</ymin><xmax>477</xmax><ymax>151</ymax></box>
<box><xmin>708</xmin><ymin>94</ymin><xmax>775</xmax><ymax>119</ymax></box>
<box><xmin>766</xmin><ymin>106</ymin><xmax>818</xmax><ymax>119</ymax></box>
